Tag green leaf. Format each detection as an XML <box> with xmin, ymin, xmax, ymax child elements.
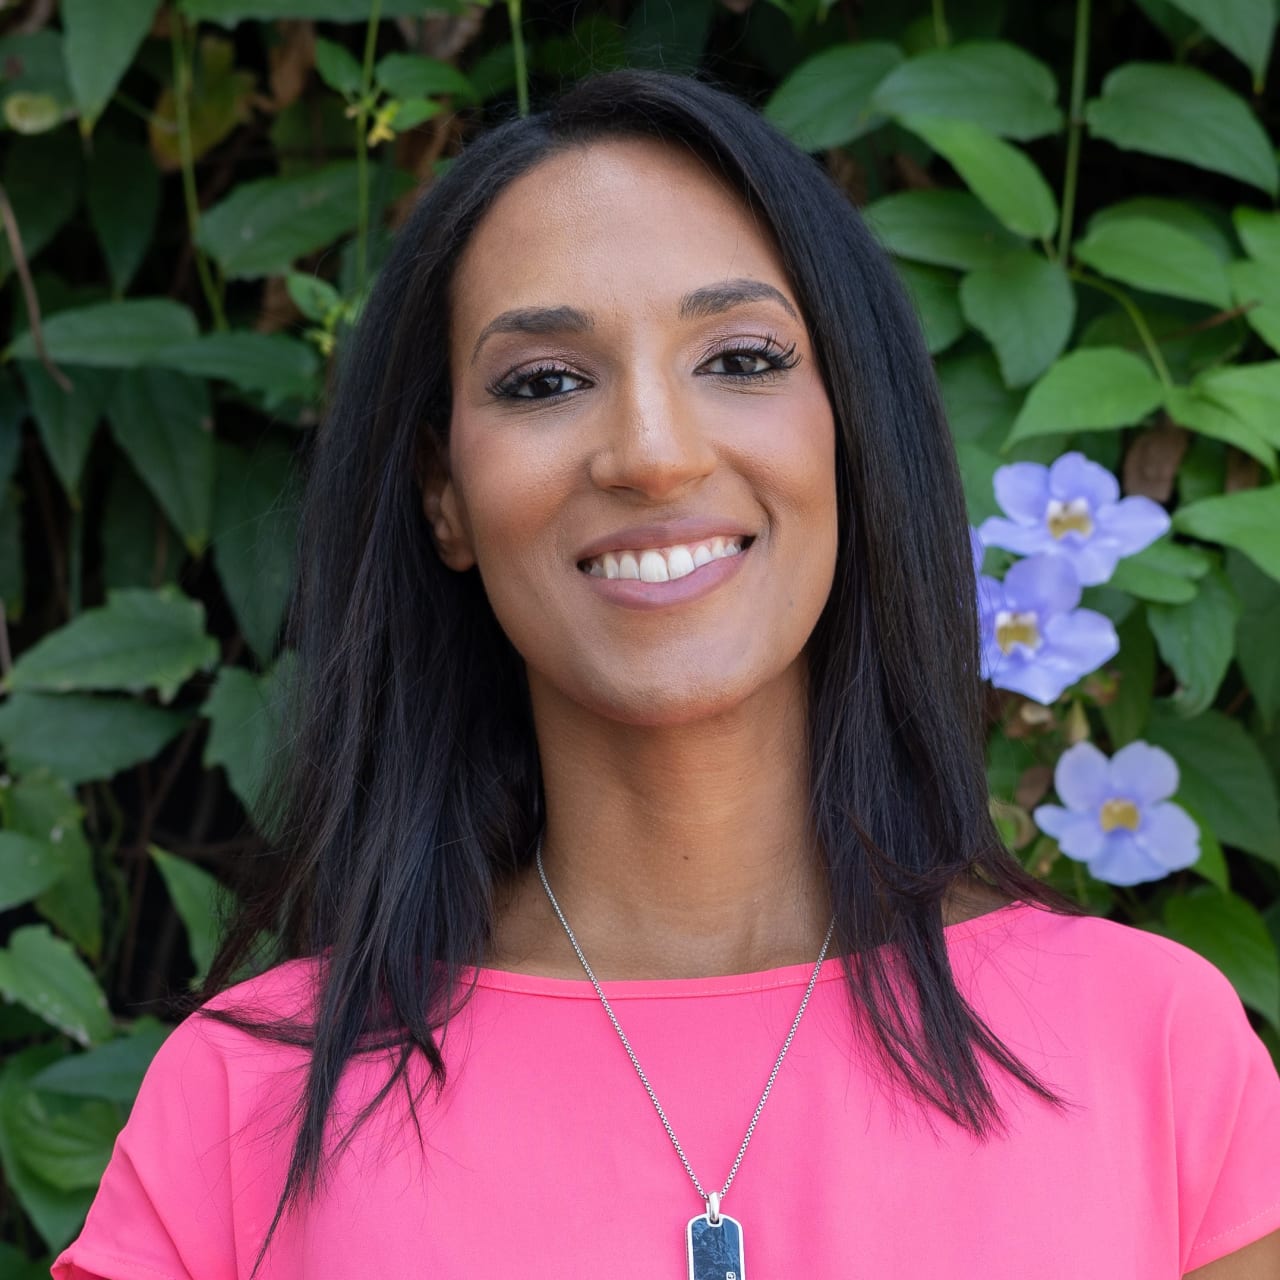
<box><xmin>101</xmin><ymin>452</ymin><xmax>185</xmax><ymax>594</ymax></box>
<box><xmin>7</xmin><ymin>299</ymin><xmax>198</xmax><ymax>368</ymax></box>
<box><xmin>1105</xmin><ymin>537</ymin><xmax>1212</xmax><ymax>606</ymax></box>
<box><xmin>870</xmin><ymin>40</ymin><xmax>1061</xmax><ymax>141</ymax></box>
<box><xmin>763</xmin><ymin>42</ymin><xmax>903</xmax><ymax>151</ymax></box>
<box><xmin>864</xmin><ymin>190</ymin><xmax>1021</xmax><ymax>271</ymax></box>
<box><xmin>1228</xmin><ymin>548</ymin><xmax>1280</xmax><ymax>730</ymax></box>
<box><xmin>313</xmin><ymin>36</ymin><xmax>361</xmax><ymax>97</ymax></box>
<box><xmin>1231</xmin><ymin>258</ymin><xmax>1280</xmax><ymax>353</ymax></box>
<box><xmin>374</xmin><ymin>52</ymin><xmax>474</xmax><ymax>101</ymax></box>
<box><xmin>1163</xmin><ymin>887</ymin><xmax>1280</xmax><ymax>1026</ymax></box>
<box><xmin>896</xmin><ymin>262</ymin><xmax>964</xmax><ymax>354</ymax></box>
<box><xmin>150</xmin><ymin>846</ymin><xmax>234</xmax><ymax>982</ymax></box>
<box><xmin>1235</xmin><ymin>207</ymin><xmax>1280</xmax><ymax>265</ymax></box>
<box><xmin>903</xmin><ymin>116</ymin><xmax>1057</xmax><ymax>239</ymax></box>
<box><xmin>202</xmin><ymin>654</ymin><xmax>294</xmax><ymax>824</ymax></box>
<box><xmin>286</xmin><ymin>272</ymin><xmax>341</xmax><ymax>322</ymax></box>
<box><xmin>0</xmin><ymin>691</ymin><xmax>191</xmax><ymax>785</ymax></box>
<box><xmin>1146</xmin><ymin>567</ymin><xmax>1240</xmax><ymax>717</ymax></box>
<box><xmin>1196</xmin><ymin>362</ymin><xmax>1280</xmax><ymax>449</ymax></box>
<box><xmin>6</xmin><ymin>586</ymin><xmax>218</xmax><ymax>703</ymax></box>
<box><xmin>0</xmin><ymin>926</ymin><xmax>111</xmax><ymax>1046</ymax></box>
<box><xmin>0</xmin><ymin>831</ymin><xmax>64</xmax><ymax>912</ymax></box>
<box><xmin>179</xmin><ymin>0</ymin><xmax>462</xmax><ymax>21</ymax></box>
<box><xmin>1174</xmin><ymin>486</ymin><xmax>1280</xmax><ymax>582</ymax></box>
<box><xmin>197</xmin><ymin>161</ymin><xmax>364</xmax><ymax>279</ymax></box>
<box><xmin>31</xmin><ymin>1019</ymin><xmax>170</xmax><ymax>1102</ymax></box>
<box><xmin>1099</xmin><ymin>607</ymin><xmax>1155</xmax><ymax>746</ymax></box>
<box><xmin>7</xmin><ymin>1088</ymin><xmax>120</xmax><ymax>1191</ymax></box>
<box><xmin>106</xmin><ymin>369</ymin><xmax>214</xmax><ymax>554</ymax></box>
<box><xmin>938</xmin><ymin>351</ymin><xmax>1021</xmax><ymax>451</ymax></box>
<box><xmin>0</xmin><ymin>130</ymin><xmax>82</xmax><ymax>283</ymax></box>
<box><xmin>1165</xmin><ymin>387</ymin><xmax>1277</xmax><ymax>472</ymax></box>
<box><xmin>211</xmin><ymin>437</ymin><xmax>300</xmax><ymax>662</ymax></box>
<box><xmin>1074</xmin><ymin>217</ymin><xmax>1232</xmax><ymax>309</ymax></box>
<box><xmin>1084</xmin><ymin>63</ymin><xmax>1277</xmax><ymax>197</ymax></box>
<box><xmin>1004</xmin><ymin>347</ymin><xmax>1163</xmax><ymax>446</ymax></box>
<box><xmin>61</xmin><ymin>0</ymin><xmax>161</xmax><ymax>129</ymax></box>
<box><xmin>1146</xmin><ymin>704</ymin><xmax>1280</xmax><ymax>864</ymax></box>
<box><xmin>0</xmin><ymin>1045</ymin><xmax>95</xmax><ymax>1253</ymax></box>
<box><xmin>6</xmin><ymin>773</ymin><xmax>102</xmax><ymax>961</ymax></box>
<box><xmin>17</xmin><ymin>363</ymin><xmax>114</xmax><ymax>501</ymax></box>
<box><xmin>1181</xmin><ymin>801</ymin><xmax>1230</xmax><ymax>892</ymax></box>
<box><xmin>150</xmin><ymin>331</ymin><xmax>321</xmax><ymax>404</ymax></box>
<box><xmin>1162</xmin><ymin>0</ymin><xmax>1277</xmax><ymax>86</ymax></box>
<box><xmin>87</xmin><ymin>131</ymin><xmax>161</xmax><ymax>295</ymax></box>
<box><xmin>1091</xmin><ymin>197</ymin><xmax>1236</xmax><ymax>262</ymax></box>
<box><xmin>959</xmin><ymin>251</ymin><xmax>1074</xmax><ymax>387</ymax></box>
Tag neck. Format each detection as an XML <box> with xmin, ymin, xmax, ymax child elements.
<box><xmin>489</xmin><ymin>664</ymin><xmax>833</xmax><ymax>981</ymax></box>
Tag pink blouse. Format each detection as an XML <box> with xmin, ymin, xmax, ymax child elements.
<box><xmin>53</xmin><ymin>901</ymin><xmax>1280</xmax><ymax>1278</ymax></box>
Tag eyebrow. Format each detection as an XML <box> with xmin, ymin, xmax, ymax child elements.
<box><xmin>468</xmin><ymin>277</ymin><xmax>799</xmax><ymax>365</ymax></box>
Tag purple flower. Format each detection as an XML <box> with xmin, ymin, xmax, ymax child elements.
<box><xmin>977</xmin><ymin>452</ymin><xmax>1170</xmax><ymax>586</ymax></box>
<box><xmin>1033</xmin><ymin>740</ymin><xmax>1200</xmax><ymax>886</ymax></box>
<box><xmin>979</xmin><ymin>554</ymin><xmax>1118</xmax><ymax>703</ymax></box>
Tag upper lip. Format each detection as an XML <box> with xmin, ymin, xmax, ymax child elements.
<box><xmin>574</xmin><ymin>518</ymin><xmax>757</xmax><ymax>565</ymax></box>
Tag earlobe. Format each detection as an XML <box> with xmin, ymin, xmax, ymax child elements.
<box><xmin>416</xmin><ymin>440</ymin><xmax>477</xmax><ymax>573</ymax></box>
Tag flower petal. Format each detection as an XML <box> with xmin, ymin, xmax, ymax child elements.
<box><xmin>1059</xmin><ymin>540</ymin><xmax>1121</xmax><ymax>587</ymax></box>
<box><xmin>1093</xmin><ymin>497</ymin><xmax>1171</xmax><ymax>557</ymax></box>
<box><xmin>977</xmin><ymin>516</ymin><xmax>1054</xmax><ymax>557</ymax></box>
<box><xmin>1052</xmin><ymin>741</ymin><xmax>1111</xmax><ymax>811</ymax></box>
<box><xmin>1048</xmin><ymin>451</ymin><xmax>1119</xmax><ymax>509</ymax></box>
<box><xmin>1109</xmin><ymin>740</ymin><xmax>1180</xmax><ymax>805</ymax></box>
<box><xmin>1036</xmin><ymin>805</ymin><xmax>1107</xmax><ymax>862</ymax></box>
<box><xmin>1041</xmin><ymin>608</ymin><xmax>1120</xmax><ymax>676</ymax></box>
<box><xmin>1137</xmin><ymin>801</ymin><xmax>1201</xmax><ymax>871</ymax></box>
<box><xmin>988</xmin><ymin>655</ymin><xmax>1071</xmax><ymax>703</ymax></box>
<box><xmin>993</xmin><ymin>462</ymin><xmax>1050</xmax><ymax>524</ymax></box>
<box><xmin>1003</xmin><ymin>553</ymin><xmax>1081</xmax><ymax>615</ymax></box>
<box><xmin>1088</xmin><ymin>831</ymin><xmax>1169</xmax><ymax>885</ymax></box>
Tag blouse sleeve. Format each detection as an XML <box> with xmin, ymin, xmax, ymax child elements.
<box><xmin>50</xmin><ymin>1012</ymin><xmax>241</xmax><ymax>1280</ymax></box>
<box><xmin>1169</xmin><ymin>946</ymin><xmax>1280</xmax><ymax>1274</ymax></box>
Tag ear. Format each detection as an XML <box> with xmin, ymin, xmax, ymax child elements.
<box><xmin>415</xmin><ymin>436</ymin><xmax>476</xmax><ymax>573</ymax></box>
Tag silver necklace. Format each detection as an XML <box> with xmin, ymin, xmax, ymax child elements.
<box><xmin>535</xmin><ymin>836</ymin><xmax>837</xmax><ymax>1280</ymax></box>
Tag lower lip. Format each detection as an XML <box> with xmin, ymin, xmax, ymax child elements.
<box><xmin>579</xmin><ymin>545</ymin><xmax>751</xmax><ymax>610</ymax></box>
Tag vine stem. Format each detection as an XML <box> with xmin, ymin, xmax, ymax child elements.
<box><xmin>509</xmin><ymin>0</ymin><xmax>529</xmax><ymax>116</ymax></box>
<box><xmin>931</xmin><ymin>0</ymin><xmax>949</xmax><ymax>48</ymax></box>
<box><xmin>1057</xmin><ymin>0</ymin><xmax>1092</xmax><ymax>261</ymax></box>
<box><xmin>1071</xmin><ymin>269</ymin><xmax>1173</xmax><ymax>389</ymax></box>
<box><xmin>171</xmin><ymin>19</ymin><xmax>227</xmax><ymax>331</ymax></box>
<box><xmin>355</xmin><ymin>0</ymin><xmax>383</xmax><ymax>291</ymax></box>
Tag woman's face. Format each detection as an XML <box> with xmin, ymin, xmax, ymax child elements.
<box><xmin>435</xmin><ymin>136</ymin><xmax>838</xmax><ymax>726</ymax></box>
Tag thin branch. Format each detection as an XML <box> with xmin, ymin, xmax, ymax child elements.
<box><xmin>0</xmin><ymin>183</ymin><xmax>71</xmax><ymax>390</ymax></box>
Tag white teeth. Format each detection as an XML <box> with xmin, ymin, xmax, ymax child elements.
<box><xmin>666</xmin><ymin>546</ymin><xmax>696</xmax><ymax>580</ymax></box>
<box><xmin>639</xmin><ymin>550</ymin><xmax>670</xmax><ymax>582</ymax></box>
<box><xmin>583</xmin><ymin>536</ymin><xmax>748</xmax><ymax>581</ymax></box>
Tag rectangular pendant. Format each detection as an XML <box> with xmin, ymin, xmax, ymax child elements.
<box><xmin>686</xmin><ymin>1211</ymin><xmax>745</xmax><ymax>1280</ymax></box>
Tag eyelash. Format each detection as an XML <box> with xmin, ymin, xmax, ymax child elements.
<box><xmin>488</xmin><ymin>337</ymin><xmax>802</xmax><ymax>402</ymax></box>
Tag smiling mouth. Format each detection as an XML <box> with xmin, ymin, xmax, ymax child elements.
<box><xmin>577</xmin><ymin>535</ymin><xmax>755</xmax><ymax>583</ymax></box>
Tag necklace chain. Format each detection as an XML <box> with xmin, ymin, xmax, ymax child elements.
<box><xmin>534</xmin><ymin>835</ymin><xmax>837</xmax><ymax>1213</ymax></box>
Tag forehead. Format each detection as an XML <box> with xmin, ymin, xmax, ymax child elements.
<box><xmin>449</xmin><ymin>136</ymin><xmax>794</xmax><ymax>337</ymax></box>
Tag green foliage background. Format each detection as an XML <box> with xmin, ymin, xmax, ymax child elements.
<box><xmin>0</xmin><ymin>0</ymin><xmax>1278</xmax><ymax>1265</ymax></box>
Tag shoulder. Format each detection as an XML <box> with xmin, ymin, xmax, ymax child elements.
<box><xmin>972</xmin><ymin>904</ymin><xmax>1252</xmax><ymax>1043</ymax></box>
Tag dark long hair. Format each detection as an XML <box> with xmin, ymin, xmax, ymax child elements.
<box><xmin>201</xmin><ymin>67</ymin><xmax>1085</xmax><ymax>1272</ymax></box>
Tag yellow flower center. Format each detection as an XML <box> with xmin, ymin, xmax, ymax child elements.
<box><xmin>1047</xmin><ymin>498</ymin><xmax>1094</xmax><ymax>539</ymax></box>
<box><xmin>1099</xmin><ymin>798</ymin><xmax>1140</xmax><ymax>832</ymax></box>
<box><xmin>996</xmin><ymin>609</ymin><xmax>1041</xmax><ymax>653</ymax></box>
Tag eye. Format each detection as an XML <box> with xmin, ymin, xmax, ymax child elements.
<box><xmin>699</xmin><ymin>338</ymin><xmax>800</xmax><ymax>380</ymax></box>
<box><xmin>491</xmin><ymin>364</ymin><xmax>590</xmax><ymax>400</ymax></box>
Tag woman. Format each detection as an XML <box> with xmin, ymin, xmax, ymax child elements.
<box><xmin>54</xmin><ymin>69</ymin><xmax>1280</xmax><ymax>1279</ymax></box>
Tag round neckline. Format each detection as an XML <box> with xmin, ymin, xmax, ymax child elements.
<box><xmin>464</xmin><ymin>899</ymin><xmax>1038</xmax><ymax>999</ymax></box>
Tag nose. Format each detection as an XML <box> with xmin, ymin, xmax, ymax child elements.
<box><xmin>587</xmin><ymin>365</ymin><xmax>718</xmax><ymax>500</ymax></box>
